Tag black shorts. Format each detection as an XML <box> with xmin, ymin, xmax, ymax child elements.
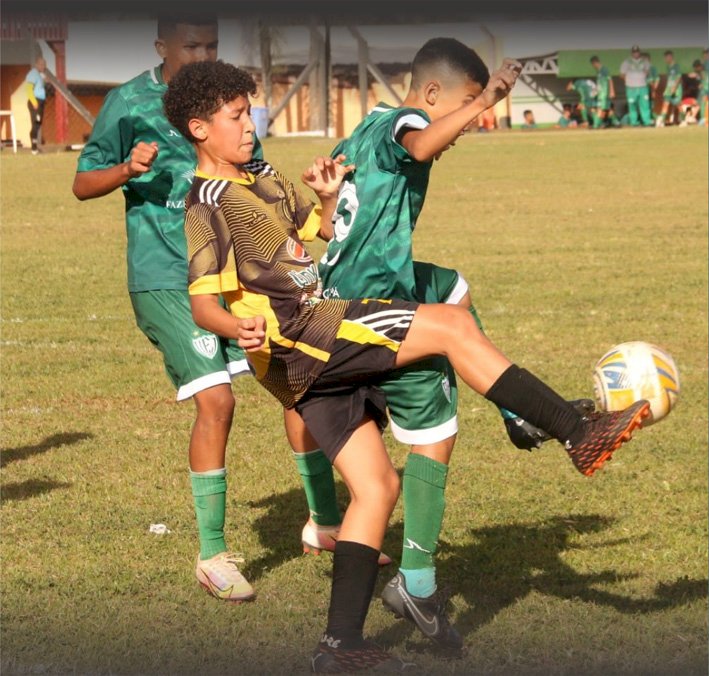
<box><xmin>295</xmin><ymin>298</ymin><xmax>419</xmax><ymax>461</ymax></box>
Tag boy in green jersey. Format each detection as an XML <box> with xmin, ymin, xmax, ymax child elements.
<box><xmin>72</xmin><ymin>13</ymin><xmax>357</xmax><ymax>604</ymax></box>
<box><xmin>643</xmin><ymin>52</ymin><xmax>661</xmax><ymax>114</ymax></box>
<box><xmin>165</xmin><ymin>59</ymin><xmax>649</xmax><ymax>672</ymax></box>
<box><xmin>590</xmin><ymin>56</ymin><xmax>620</xmax><ymax>128</ymax></box>
<box><xmin>318</xmin><ymin>38</ymin><xmax>593</xmax><ymax>652</ymax></box>
<box><xmin>566</xmin><ymin>77</ymin><xmax>599</xmax><ymax>127</ymax></box>
<box><xmin>691</xmin><ymin>59</ymin><xmax>709</xmax><ymax>125</ymax></box>
<box><xmin>656</xmin><ymin>50</ymin><xmax>684</xmax><ymax>126</ymax></box>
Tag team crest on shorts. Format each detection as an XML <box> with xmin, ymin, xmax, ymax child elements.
<box><xmin>441</xmin><ymin>375</ymin><xmax>452</xmax><ymax>403</ymax></box>
<box><xmin>286</xmin><ymin>237</ymin><xmax>312</xmax><ymax>263</ymax></box>
<box><xmin>192</xmin><ymin>334</ymin><xmax>218</xmax><ymax>359</ymax></box>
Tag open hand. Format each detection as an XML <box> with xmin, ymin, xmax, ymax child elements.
<box><xmin>127</xmin><ymin>141</ymin><xmax>158</xmax><ymax>178</ymax></box>
<box><xmin>479</xmin><ymin>58</ymin><xmax>522</xmax><ymax>109</ymax></box>
<box><xmin>301</xmin><ymin>154</ymin><xmax>355</xmax><ymax>200</ymax></box>
<box><xmin>237</xmin><ymin>315</ymin><xmax>266</xmax><ymax>351</ymax></box>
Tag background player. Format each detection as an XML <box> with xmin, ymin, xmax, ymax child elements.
<box><xmin>620</xmin><ymin>45</ymin><xmax>653</xmax><ymax>127</ymax></box>
<box><xmin>25</xmin><ymin>55</ymin><xmax>47</xmax><ymax>154</ymax></box>
<box><xmin>590</xmin><ymin>55</ymin><xmax>620</xmax><ymax>128</ymax></box>
<box><xmin>70</xmin><ymin>12</ymin><xmax>359</xmax><ymax>604</ymax></box>
<box><xmin>566</xmin><ymin>77</ymin><xmax>598</xmax><ymax>127</ymax></box>
<box><xmin>656</xmin><ymin>50</ymin><xmax>684</xmax><ymax>126</ymax></box>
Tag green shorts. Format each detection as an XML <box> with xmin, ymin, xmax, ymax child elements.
<box><xmin>597</xmin><ymin>94</ymin><xmax>610</xmax><ymax>111</ymax></box>
<box><xmin>379</xmin><ymin>261</ymin><xmax>472</xmax><ymax>445</ymax></box>
<box><xmin>130</xmin><ymin>290</ymin><xmax>250</xmax><ymax>401</ymax></box>
<box><xmin>663</xmin><ymin>85</ymin><xmax>682</xmax><ymax>105</ymax></box>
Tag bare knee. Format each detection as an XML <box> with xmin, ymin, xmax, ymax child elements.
<box><xmin>194</xmin><ymin>385</ymin><xmax>235</xmax><ymax>427</ymax></box>
<box><xmin>353</xmin><ymin>468</ymin><xmax>400</xmax><ymax>514</ymax></box>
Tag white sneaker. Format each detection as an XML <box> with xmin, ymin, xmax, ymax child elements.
<box><xmin>301</xmin><ymin>518</ymin><xmax>393</xmax><ymax>565</ymax></box>
<box><xmin>195</xmin><ymin>552</ymin><xmax>255</xmax><ymax>602</ymax></box>
<box><xmin>655</xmin><ymin>117</ymin><xmax>665</xmax><ymax>127</ymax></box>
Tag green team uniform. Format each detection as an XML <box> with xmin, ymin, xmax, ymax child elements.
<box><xmin>557</xmin><ymin>115</ymin><xmax>573</xmax><ymax>127</ymax></box>
<box><xmin>663</xmin><ymin>62</ymin><xmax>683</xmax><ymax>104</ymax></box>
<box><xmin>77</xmin><ymin>65</ymin><xmax>263</xmax><ymax>399</ymax></box>
<box><xmin>647</xmin><ymin>64</ymin><xmax>660</xmax><ymax>89</ymax></box>
<box><xmin>620</xmin><ymin>57</ymin><xmax>653</xmax><ymax>126</ymax></box>
<box><xmin>320</xmin><ymin>103</ymin><xmax>467</xmax><ymax>443</ymax></box>
<box><xmin>572</xmin><ymin>78</ymin><xmax>598</xmax><ymax>108</ymax></box>
<box><xmin>595</xmin><ymin>66</ymin><xmax>613</xmax><ymax>110</ymax></box>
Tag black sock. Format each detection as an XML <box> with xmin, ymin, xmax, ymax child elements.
<box><xmin>323</xmin><ymin>540</ymin><xmax>380</xmax><ymax>648</ymax></box>
<box><xmin>485</xmin><ymin>365</ymin><xmax>584</xmax><ymax>446</ymax></box>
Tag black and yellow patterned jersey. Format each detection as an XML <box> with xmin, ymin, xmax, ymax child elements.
<box><xmin>185</xmin><ymin>162</ymin><xmax>351</xmax><ymax>407</ymax></box>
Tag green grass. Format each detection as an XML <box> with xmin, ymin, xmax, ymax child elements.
<box><xmin>1</xmin><ymin>127</ymin><xmax>707</xmax><ymax>675</ymax></box>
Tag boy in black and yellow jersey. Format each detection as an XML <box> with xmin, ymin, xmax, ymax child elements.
<box><xmin>165</xmin><ymin>60</ymin><xmax>650</xmax><ymax>673</ymax></box>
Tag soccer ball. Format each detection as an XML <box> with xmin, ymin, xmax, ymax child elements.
<box><xmin>592</xmin><ymin>341</ymin><xmax>680</xmax><ymax>426</ymax></box>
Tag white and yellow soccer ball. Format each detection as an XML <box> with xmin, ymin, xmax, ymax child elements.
<box><xmin>593</xmin><ymin>341</ymin><xmax>680</xmax><ymax>426</ymax></box>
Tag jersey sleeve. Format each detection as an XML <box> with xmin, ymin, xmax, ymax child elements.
<box><xmin>276</xmin><ymin>169</ymin><xmax>318</xmax><ymax>240</ymax></box>
<box><xmin>620</xmin><ymin>60</ymin><xmax>629</xmax><ymax>75</ymax></box>
<box><xmin>76</xmin><ymin>88</ymin><xmax>134</xmax><ymax>172</ymax></box>
<box><xmin>186</xmin><ymin>204</ymin><xmax>240</xmax><ymax>296</ymax></box>
<box><xmin>375</xmin><ymin>107</ymin><xmax>430</xmax><ymax>171</ymax></box>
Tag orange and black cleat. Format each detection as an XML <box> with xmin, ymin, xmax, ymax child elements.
<box><xmin>565</xmin><ymin>400</ymin><xmax>651</xmax><ymax>476</ymax></box>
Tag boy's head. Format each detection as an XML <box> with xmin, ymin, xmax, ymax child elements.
<box><xmin>631</xmin><ymin>45</ymin><xmax>641</xmax><ymax>58</ymax></box>
<box><xmin>34</xmin><ymin>56</ymin><xmax>46</xmax><ymax>72</ymax></box>
<box><xmin>663</xmin><ymin>50</ymin><xmax>674</xmax><ymax>64</ymax></box>
<box><xmin>693</xmin><ymin>59</ymin><xmax>703</xmax><ymax>72</ymax></box>
<box><xmin>155</xmin><ymin>13</ymin><xmax>219</xmax><ymax>82</ymax></box>
<box><xmin>641</xmin><ymin>52</ymin><xmax>652</xmax><ymax>62</ymax></box>
<box><xmin>590</xmin><ymin>55</ymin><xmax>600</xmax><ymax>70</ymax></box>
<box><xmin>163</xmin><ymin>60</ymin><xmax>257</xmax><ymax>164</ymax></box>
<box><xmin>409</xmin><ymin>38</ymin><xmax>489</xmax><ymax>120</ymax></box>
<box><xmin>562</xmin><ymin>103</ymin><xmax>572</xmax><ymax>117</ymax></box>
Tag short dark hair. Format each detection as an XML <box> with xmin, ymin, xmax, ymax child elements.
<box><xmin>693</xmin><ymin>59</ymin><xmax>703</xmax><ymax>68</ymax></box>
<box><xmin>664</xmin><ymin>50</ymin><xmax>674</xmax><ymax>57</ymax></box>
<box><xmin>163</xmin><ymin>60</ymin><xmax>257</xmax><ymax>141</ymax></box>
<box><xmin>523</xmin><ymin>109</ymin><xmax>533</xmax><ymax>116</ymax></box>
<box><xmin>157</xmin><ymin>13</ymin><xmax>218</xmax><ymax>38</ymax></box>
<box><xmin>411</xmin><ymin>38</ymin><xmax>490</xmax><ymax>89</ymax></box>
<box><xmin>590</xmin><ymin>55</ymin><xmax>600</xmax><ymax>63</ymax></box>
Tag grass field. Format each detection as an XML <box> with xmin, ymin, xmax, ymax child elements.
<box><xmin>1</xmin><ymin>126</ymin><xmax>707</xmax><ymax>675</ymax></box>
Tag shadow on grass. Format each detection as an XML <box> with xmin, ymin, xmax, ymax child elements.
<box><xmin>243</xmin><ymin>486</ymin><xmax>337</xmax><ymax>582</ymax></box>
<box><xmin>373</xmin><ymin>513</ymin><xmax>708</xmax><ymax>651</ymax></box>
<box><xmin>1</xmin><ymin>478</ymin><xmax>73</xmax><ymax>503</ymax></box>
<box><xmin>0</xmin><ymin>432</ymin><xmax>93</xmax><ymax>468</ymax></box>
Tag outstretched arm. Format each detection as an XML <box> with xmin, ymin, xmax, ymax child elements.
<box><xmin>400</xmin><ymin>58</ymin><xmax>522</xmax><ymax>162</ymax></box>
<box><xmin>72</xmin><ymin>141</ymin><xmax>158</xmax><ymax>200</ymax></box>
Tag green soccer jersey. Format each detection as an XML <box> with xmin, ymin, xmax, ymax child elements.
<box><xmin>665</xmin><ymin>62</ymin><xmax>682</xmax><ymax>91</ymax></box>
<box><xmin>647</xmin><ymin>64</ymin><xmax>660</xmax><ymax>85</ymax></box>
<box><xmin>77</xmin><ymin>65</ymin><xmax>262</xmax><ymax>293</ymax></box>
<box><xmin>572</xmin><ymin>78</ymin><xmax>598</xmax><ymax>103</ymax></box>
<box><xmin>596</xmin><ymin>66</ymin><xmax>612</xmax><ymax>98</ymax></box>
<box><xmin>319</xmin><ymin>103</ymin><xmax>431</xmax><ymax>301</ymax></box>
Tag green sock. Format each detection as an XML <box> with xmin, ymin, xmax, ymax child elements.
<box><xmin>400</xmin><ymin>453</ymin><xmax>448</xmax><ymax>596</ymax></box>
<box><xmin>592</xmin><ymin>113</ymin><xmax>602</xmax><ymax>128</ymax></box>
<box><xmin>469</xmin><ymin>303</ymin><xmax>515</xmax><ymax>420</ymax></box>
<box><xmin>190</xmin><ymin>468</ymin><xmax>228</xmax><ymax>561</ymax></box>
<box><xmin>293</xmin><ymin>449</ymin><xmax>341</xmax><ymax>526</ymax></box>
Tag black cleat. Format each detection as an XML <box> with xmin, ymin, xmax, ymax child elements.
<box><xmin>505</xmin><ymin>398</ymin><xmax>596</xmax><ymax>451</ymax></box>
<box><xmin>311</xmin><ymin>635</ymin><xmax>415</xmax><ymax>673</ymax></box>
<box><xmin>381</xmin><ymin>573</ymin><xmax>462</xmax><ymax>656</ymax></box>
<box><xmin>566</xmin><ymin>400</ymin><xmax>650</xmax><ymax>476</ymax></box>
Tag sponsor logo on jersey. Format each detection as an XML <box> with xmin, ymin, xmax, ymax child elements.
<box><xmin>286</xmin><ymin>237</ymin><xmax>312</xmax><ymax>263</ymax></box>
<box><xmin>288</xmin><ymin>263</ymin><xmax>319</xmax><ymax>289</ymax></box>
<box><xmin>322</xmin><ymin>286</ymin><xmax>340</xmax><ymax>299</ymax></box>
<box><xmin>168</xmin><ymin>129</ymin><xmax>181</xmax><ymax>137</ymax></box>
<box><xmin>192</xmin><ymin>334</ymin><xmax>218</xmax><ymax>359</ymax></box>
<box><xmin>181</xmin><ymin>168</ymin><xmax>195</xmax><ymax>184</ymax></box>
<box><xmin>165</xmin><ymin>199</ymin><xmax>185</xmax><ymax>209</ymax></box>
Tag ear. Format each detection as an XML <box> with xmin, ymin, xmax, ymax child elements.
<box><xmin>188</xmin><ymin>117</ymin><xmax>208</xmax><ymax>141</ymax></box>
<box><xmin>423</xmin><ymin>81</ymin><xmax>440</xmax><ymax>106</ymax></box>
<box><xmin>155</xmin><ymin>38</ymin><xmax>167</xmax><ymax>60</ymax></box>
